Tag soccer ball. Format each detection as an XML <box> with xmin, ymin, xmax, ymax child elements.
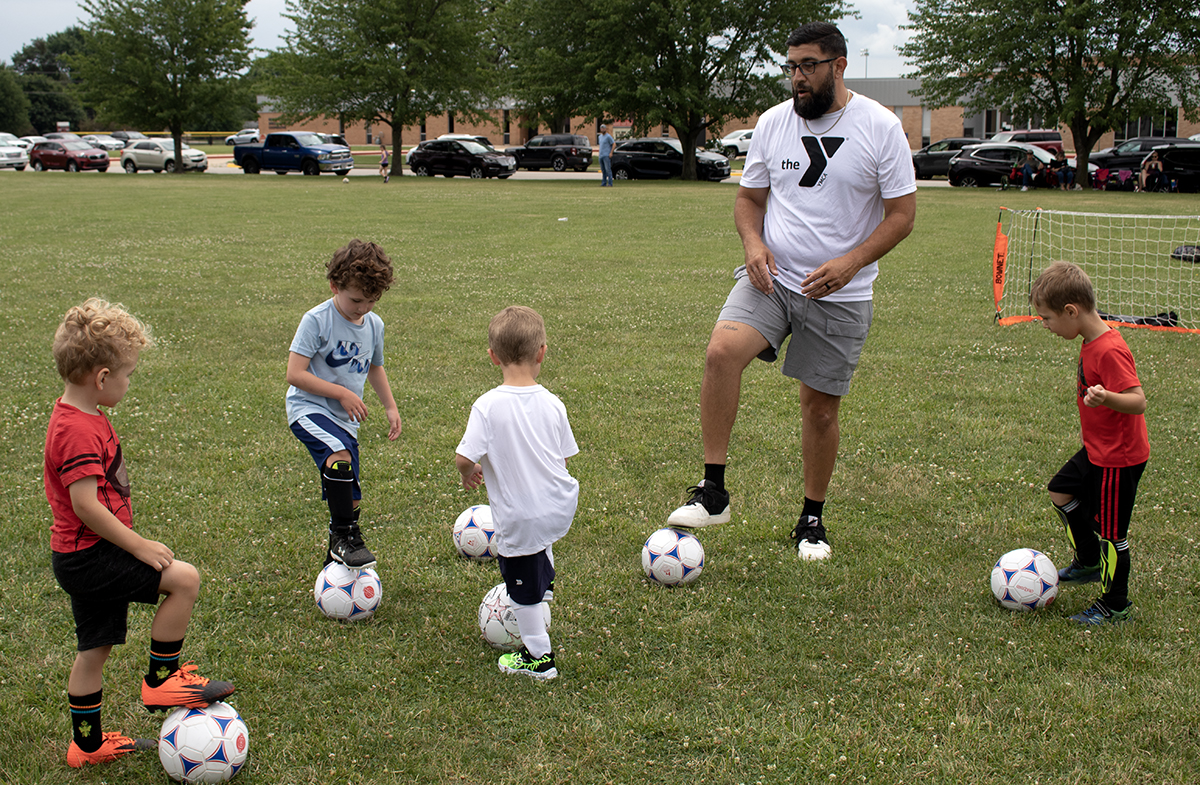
<box><xmin>990</xmin><ymin>548</ymin><xmax>1059</xmax><ymax>611</ymax></box>
<box><xmin>452</xmin><ymin>505</ymin><xmax>497</xmax><ymax>560</ymax></box>
<box><xmin>641</xmin><ymin>528</ymin><xmax>705</xmax><ymax>586</ymax></box>
<box><xmin>313</xmin><ymin>562</ymin><xmax>383</xmax><ymax>621</ymax></box>
<box><xmin>342</xmin><ymin>177</ymin><xmax>349</xmax><ymax>183</ymax></box>
<box><xmin>158</xmin><ymin>701</ymin><xmax>248</xmax><ymax>783</ymax></box>
<box><xmin>477</xmin><ymin>582</ymin><xmax>550</xmax><ymax>651</ymax></box>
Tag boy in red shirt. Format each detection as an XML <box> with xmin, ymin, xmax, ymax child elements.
<box><xmin>1031</xmin><ymin>262</ymin><xmax>1149</xmax><ymax>625</ymax></box>
<box><xmin>45</xmin><ymin>299</ymin><xmax>234</xmax><ymax>767</ymax></box>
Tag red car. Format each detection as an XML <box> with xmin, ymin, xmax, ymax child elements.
<box><xmin>30</xmin><ymin>140</ymin><xmax>111</xmax><ymax>172</ymax></box>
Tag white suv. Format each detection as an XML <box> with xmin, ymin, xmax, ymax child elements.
<box><xmin>716</xmin><ymin>129</ymin><xmax>754</xmax><ymax>158</ymax></box>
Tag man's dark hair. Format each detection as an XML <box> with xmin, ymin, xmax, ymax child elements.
<box><xmin>785</xmin><ymin>22</ymin><xmax>847</xmax><ymax>59</ymax></box>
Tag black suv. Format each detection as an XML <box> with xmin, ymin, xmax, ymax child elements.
<box><xmin>610</xmin><ymin>137</ymin><xmax>731</xmax><ymax>181</ymax></box>
<box><xmin>504</xmin><ymin>134</ymin><xmax>592</xmax><ymax>172</ymax></box>
<box><xmin>1089</xmin><ymin>137</ymin><xmax>1193</xmax><ymax>172</ymax></box>
<box><xmin>1150</xmin><ymin>144</ymin><xmax>1200</xmax><ymax>193</ymax></box>
<box><xmin>911</xmin><ymin>137</ymin><xmax>982</xmax><ymax>179</ymax></box>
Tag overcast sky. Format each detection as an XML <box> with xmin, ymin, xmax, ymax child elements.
<box><xmin>4</xmin><ymin>0</ymin><xmax>914</xmax><ymax>81</ymax></box>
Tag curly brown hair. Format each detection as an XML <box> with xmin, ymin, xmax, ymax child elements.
<box><xmin>326</xmin><ymin>239</ymin><xmax>395</xmax><ymax>300</ymax></box>
<box><xmin>53</xmin><ymin>298</ymin><xmax>154</xmax><ymax>384</ymax></box>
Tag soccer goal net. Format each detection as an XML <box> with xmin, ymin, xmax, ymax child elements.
<box><xmin>991</xmin><ymin>207</ymin><xmax>1200</xmax><ymax>334</ymax></box>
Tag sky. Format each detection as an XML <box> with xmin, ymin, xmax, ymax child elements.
<box><xmin>3</xmin><ymin>0</ymin><xmax>915</xmax><ymax>80</ymax></box>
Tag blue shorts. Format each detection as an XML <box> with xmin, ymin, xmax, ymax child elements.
<box><xmin>498</xmin><ymin>550</ymin><xmax>555</xmax><ymax>605</ymax></box>
<box><xmin>52</xmin><ymin>538</ymin><xmax>163</xmax><ymax>651</ymax></box>
<box><xmin>290</xmin><ymin>413</ymin><xmax>361</xmax><ymax>500</ymax></box>
<box><xmin>718</xmin><ymin>267</ymin><xmax>873</xmax><ymax>397</ymax></box>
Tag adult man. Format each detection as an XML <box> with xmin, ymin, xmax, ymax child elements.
<box><xmin>598</xmin><ymin>124</ymin><xmax>615</xmax><ymax>187</ymax></box>
<box><xmin>666</xmin><ymin>22</ymin><xmax>916</xmax><ymax>560</ymax></box>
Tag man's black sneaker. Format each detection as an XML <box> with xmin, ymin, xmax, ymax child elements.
<box><xmin>666</xmin><ymin>480</ymin><xmax>731</xmax><ymax>528</ymax></box>
<box><xmin>329</xmin><ymin>527</ymin><xmax>376</xmax><ymax>569</ymax></box>
<box><xmin>791</xmin><ymin>515</ymin><xmax>831</xmax><ymax>561</ymax></box>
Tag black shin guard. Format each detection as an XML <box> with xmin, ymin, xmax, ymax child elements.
<box><xmin>322</xmin><ymin>460</ymin><xmax>356</xmax><ymax>535</ymax></box>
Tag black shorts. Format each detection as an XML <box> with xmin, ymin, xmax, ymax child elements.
<box><xmin>52</xmin><ymin>538</ymin><xmax>163</xmax><ymax>652</ymax></box>
<box><xmin>497</xmin><ymin>550</ymin><xmax>555</xmax><ymax>606</ymax></box>
<box><xmin>1048</xmin><ymin>448</ymin><xmax>1146</xmax><ymax>541</ymax></box>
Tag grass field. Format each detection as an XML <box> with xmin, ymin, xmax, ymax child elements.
<box><xmin>1</xmin><ymin>172</ymin><xmax>1197</xmax><ymax>784</ymax></box>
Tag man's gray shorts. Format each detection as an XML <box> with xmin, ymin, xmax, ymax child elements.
<box><xmin>717</xmin><ymin>266</ymin><xmax>873</xmax><ymax>397</ymax></box>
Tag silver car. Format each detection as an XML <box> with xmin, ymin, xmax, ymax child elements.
<box><xmin>0</xmin><ymin>132</ymin><xmax>31</xmax><ymax>151</ymax></box>
<box><xmin>83</xmin><ymin>134</ymin><xmax>127</xmax><ymax>152</ymax></box>
<box><xmin>0</xmin><ymin>143</ymin><xmax>29</xmax><ymax>170</ymax></box>
<box><xmin>121</xmin><ymin>139</ymin><xmax>208</xmax><ymax>173</ymax></box>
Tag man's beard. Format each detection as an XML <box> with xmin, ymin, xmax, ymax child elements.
<box><xmin>792</xmin><ymin>70</ymin><xmax>837</xmax><ymax>120</ymax></box>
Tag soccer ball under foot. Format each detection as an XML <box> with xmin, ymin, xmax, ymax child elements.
<box><xmin>478</xmin><ymin>582</ymin><xmax>550</xmax><ymax>651</ymax></box>
<box><xmin>159</xmin><ymin>701</ymin><xmax>248</xmax><ymax>783</ymax></box>
<box><xmin>314</xmin><ymin>562</ymin><xmax>382</xmax><ymax>621</ymax></box>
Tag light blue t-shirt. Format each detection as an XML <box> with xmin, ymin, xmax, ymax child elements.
<box><xmin>286</xmin><ymin>298</ymin><xmax>385</xmax><ymax>434</ymax></box>
<box><xmin>599</xmin><ymin>133</ymin><xmax>615</xmax><ymax>157</ymax></box>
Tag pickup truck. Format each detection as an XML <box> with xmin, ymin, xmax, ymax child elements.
<box><xmin>234</xmin><ymin>132</ymin><xmax>355</xmax><ymax>176</ymax></box>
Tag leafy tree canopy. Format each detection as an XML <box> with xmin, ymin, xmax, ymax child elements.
<box><xmin>262</xmin><ymin>0</ymin><xmax>495</xmax><ymax>155</ymax></box>
<box><xmin>73</xmin><ymin>0</ymin><xmax>252</xmax><ymax>163</ymax></box>
<box><xmin>12</xmin><ymin>28</ymin><xmax>88</xmax><ymax>82</ymax></box>
<box><xmin>0</xmin><ymin>65</ymin><xmax>33</xmax><ymax>134</ymax></box>
<box><xmin>900</xmin><ymin>0</ymin><xmax>1200</xmax><ymax>176</ymax></box>
<box><xmin>502</xmin><ymin>0</ymin><xmax>850</xmax><ymax>179</ymax></box>
<box><xmin>20</xmin><ymin>73</ymin><xmax>86</xmax><ymax>133</ymax></box>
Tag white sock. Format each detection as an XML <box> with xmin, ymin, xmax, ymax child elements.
<box><xmin>512</xmin><ymin>602</ymin><xmax>551</xmax><ymax>658</ymax></box>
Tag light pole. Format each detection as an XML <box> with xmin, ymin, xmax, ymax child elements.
<box><xmin>861</xmin><ymin>49</ymin><xmax>869</xmax><ymax>78</ymax></box>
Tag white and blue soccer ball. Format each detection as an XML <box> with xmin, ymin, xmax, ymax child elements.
<box><xmin>641</xmin><ymin>528</ymin><xmax>705</xmax><ymax>586</ymax></box>
<box><xmin>158</xmin><ymin>701</ymin><xmax>248</xmax><ymax>783</ymax></box>
<box><xmin>477</xmin><ymin>582</ymin><xmax>550</xmax><ymax>651</ymax></box>
<box><xmin>313</xmin><ymin>562</ymin><xmax>383</xmax><ymax>621</ymax></box>
<box><xmin>453</xmin><ymin>505</ymin><xmax>497</xmax><ymax>560</ymax></box>
<box><xmin>990</xmin><ymin>548</ymin><xmax>1059</xmax><ymax>611</ymax></box>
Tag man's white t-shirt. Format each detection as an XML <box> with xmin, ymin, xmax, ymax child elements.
<box><xmin>456</xmin><ymin>384</ymin><xmax>579</xmax><ymax>557</ymax></box>
<box><xmin>740</xmin><ymin>92</ymin><xmax>917</xmax><ymax>301</ymax></box>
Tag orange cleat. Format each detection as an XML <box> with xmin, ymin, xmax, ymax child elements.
<box><xmin>66</xmin><ymin>731</ymin><xmax>155</xmax><ymax>767</ymax></box>
<box><xmin>141</xmin><ymin>661</ymin><xmax>235</xmax><ymax>712</ymax></box>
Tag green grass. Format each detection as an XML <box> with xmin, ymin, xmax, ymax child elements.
<box><xmin>1</xmin><ymin>173</ymin><xmax>1198</xmax><ymax>783</ymax></box>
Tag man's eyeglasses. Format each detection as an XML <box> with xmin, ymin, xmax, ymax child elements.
<box><xmin>780</xmin><ymin>58</ymin><xmax>837</xmax><ymax>77</ymax></box>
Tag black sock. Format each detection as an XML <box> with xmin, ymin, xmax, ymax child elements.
<box><xmin>1056</xmin><ymin>500</ymin><xmax>1101</xmax><ymax>566</ymax></box>
<box><xmin>70</xmin><ymin>690</ymin><xmax>103</xmax><ymax>752</ymax></box>
<box><xmin>802</xmin><ymin>497</ymin><xmax>825</xmax><ymax>521</ymax></box>
<box><xmin>147</xmin><ymin>638</ymin><xmax>184</xmax><ymax>687</ymax></box>
<box><xmin>703</xmin><ymin>463</ymin><xmax>725</xmax><ymax>491</ymax></box>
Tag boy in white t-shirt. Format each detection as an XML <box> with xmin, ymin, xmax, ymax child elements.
<box><xmin>455</xmin><ymin>306</ymin><xmax>579</xmax><ymax>681</ymax></box>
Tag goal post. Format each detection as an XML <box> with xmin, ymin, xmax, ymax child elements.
<box><xmin>991</xmin><ymin>207</ymin><xmax>1200</xmax><ymax>334</ymax></box>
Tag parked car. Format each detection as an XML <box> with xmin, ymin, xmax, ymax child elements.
<box><xmin>0</xmin><ymin>132</ymin><xmax>30</xmax><ymax>151</ymax></box>
<box><xmin>120</xmin><ymin>139</ymin><xmax>208</xmax><ymax>173</ymax></box>
<box><xmin>911</xmin><ymin>137</ymin><xmax>982</xmax><ymax>179</ymax></box>
<box><xmin>45</xmin><ymin>132</ymin><xmax>83</xmax><ymax>142</ymax></box>
<box><xmin>988</xmin><ymin>129</ymin><xmax>1063</xmax><ymax>154</ymax></box>
<box><xmin>0</xmin><ymin>142</ymin><xmax>29</xmax><ymax>170</ymax></box>
<box><xmin>225</xmin><ymin>129</ymin><xmax>260</xmax><ymax>146</ymax></box>
<box><xmin>20</xmin><ymin>135</ymin><xmax>49</xmax><ymax>148</ymax></box>
<box><xmin>504</xmin><ymin>133</ymin><xmax>592</xmax><ymax>171</ymax></box>
<box><xmin>610</xmin><ymin>137</ymin><xmax>731</xmax><ymax>181</ymax></box>
<box><xmin>1148</xmin><ymin>143</ymin><xmax>1200</xmax><ymax>193</ymax></box>
<box><xmin>947</xmin><ymin>142</ymin><xmax>1095</xmax><ymax>187</ymax></box>
<box><xmin>82</xmin><ymin>134</ymin><xmax>126</xmax><ymax>151</ymax></box>
<box><xmin>110</xmin><ymin>130</ymin><xmax>149</xmax><ymax>145</ymax></box>
<box><xmin>30</xmin><ymin>140</ymin><xmax>111</xmax><ymax>172</ymax></box>
<box><xmin>716</xmin><ymin>129</ymin><xmax>754</xmax><ymax>158</ymax></box>
<box><xmin>408</xmin><ymin>139</ymin><xmax>516</xmax><ymax>178</ymax></box>
<box><xmin>1087</xmin><ymin>137</ymin><xmax>1193</xmax><ymax>173</ymax></box>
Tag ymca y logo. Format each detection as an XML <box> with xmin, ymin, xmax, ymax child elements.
<box><xmin>784</xmin><ymin>136</ymin><xmax>845</xmax><ymax>187</ymax></box>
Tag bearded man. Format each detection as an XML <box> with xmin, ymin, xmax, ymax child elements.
<box><xmin>665</xmin><ymin>22</ymin><xmax>917</xmax><ymax>560</ymax></box>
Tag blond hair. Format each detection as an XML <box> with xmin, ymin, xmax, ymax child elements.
<box><xmin>488</xmin><ymin>306</ymin><xmax>546</xmax><ymax>365</ymax></box>
<box><xmin>1030</xmin><ymin>260</ymin><xmax>1096</xmax><ymax>314</ymax></box>
<box><xmin>53</xmin><ymin>298</ymin><xmax>153</xmax><ymax>384</ymax></box>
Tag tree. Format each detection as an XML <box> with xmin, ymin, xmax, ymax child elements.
<box><xmin>20</xmin><ymin>74</ymin><xmax>86</xmax><ymax>133</ymax></box>
<box><xmin>0</xmin><ymin>65</ymin><xmax>33</xmax><ymax>134</ymax></box>
<box><xmin>12</xmin><ymin>28</ymin><xmax>89</xmax><ymax>132</ymax></box>
<box><xmin>73</xmin><ymin>0</ymin><xmax>252</xmax><ymax>170</ymax></box>
<box><xmin>12</xmin><ymin>28</ymin><xmax>88</xmax><ymax>83</ymax></box>
<box><xmin>900</xmin><ymin>0</ymin><xmax>1200</xmax><ymax>183</ymax></box>
<box><xmin>262</xmin><ymin>0</ymin><xmax>495</xmax><ymax>172</ymax></box>
<box><xmin>501</xmin><ymin>0</ymin><xmax>848</xmax><ymax>179</ymax></box>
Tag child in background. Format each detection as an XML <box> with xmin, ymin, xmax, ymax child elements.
<box><xmin>286</xmin><ymin>240</ymin><xmax>402</xmax><ymax>570</ymax></box>
<box><xmin>1030</xmin><ymin>261</ymin><xmax>1149</xmax><ymax>625</ymax></box>
<box><xmin>456</xmin><ymin>306</ymin><xmax>579</xmax><ymax>680</ymax></box>
<box><xmin>379</xmin><ymin>141</ymin><xmax>390</xmax><ymax>183</ymax></box>
<box><xmin>45</xmin><ymin>299</ymin><xmax>234</xmax><ymax>767</ymax></box>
